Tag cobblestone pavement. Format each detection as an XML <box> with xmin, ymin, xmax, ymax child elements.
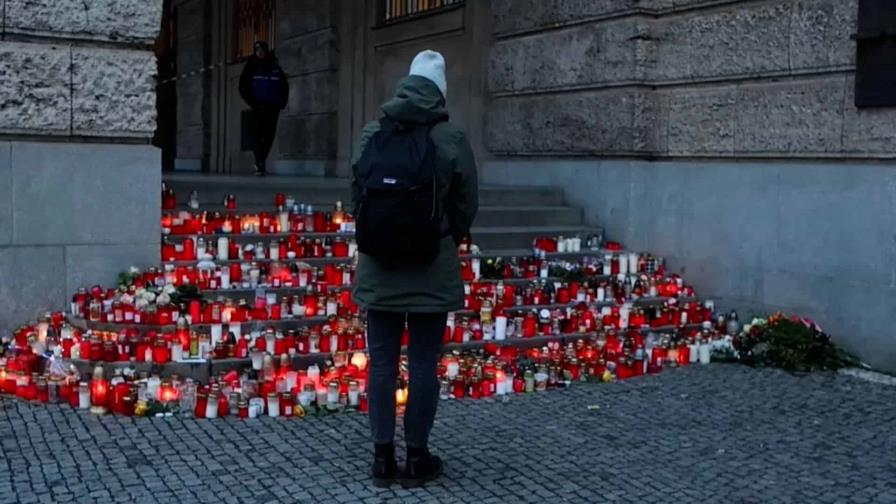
<box><xmin>2</xmin><ymin>365</ymin><xmax>896</xmax><ymax>504</ymax></box>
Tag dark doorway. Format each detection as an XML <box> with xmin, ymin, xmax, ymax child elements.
<box><xmin>154</xmin><ymin>0</ymin><xmax>178</xmax><ymax>171</ymax></box>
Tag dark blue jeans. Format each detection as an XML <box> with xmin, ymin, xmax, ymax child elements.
<box><xmin>367</xmin><ymin>310</ymin><xmax>446</xmax><ymax>449</ymax></box>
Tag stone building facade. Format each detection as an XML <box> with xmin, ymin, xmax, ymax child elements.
<box><xmin>0</xmin><ymin>1</ymin><xmax>162</xmax><ymax>333</ymax></box>
<box><xmin>171</xmin><ymin>0</ymin><xmax>895</xmax><ymax>370</ymax></box>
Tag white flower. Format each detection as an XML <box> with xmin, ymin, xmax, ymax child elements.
<box><xmin>157</xmin><ymin>292</ymin><xmax>171</xmax><ymax>305</ymax></box>
<box><xmin>163</xmin><ymin>284</ymin><xmax>177</xmax><ymax>295</ymax></box>
<box><xmin>143</xmin><ymin>292</ymin><xmax>157</xmax><ymax>303</ymax></box>
<box><xmin>135</xmin><ymin>287</ymin><xmax>147</xmax><ymax>297</ymax></box>
<box><xmin>135</xmin><ymin>298</ymin><xmax>149</xmax><ymax>310</ymax></box>
<box><xmin>128</xmin><ymin>266</ymin><xmax>140</xmax><ymax>275</ymax></box>
<box><xmin>120</xmin><ymin>293</ymin><xmax>134</xmax><ymax>305</ymax></box>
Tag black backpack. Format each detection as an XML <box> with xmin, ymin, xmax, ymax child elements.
<box><xmin>354</xmin><ymin>117</ymin><xmax>446</xmax><ymax>266</ymax></box>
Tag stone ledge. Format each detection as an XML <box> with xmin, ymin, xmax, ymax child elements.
<box><xmin>4</xmin><ymin>0</ymin><xmax>163</xmax><ymax>45</ymax></box>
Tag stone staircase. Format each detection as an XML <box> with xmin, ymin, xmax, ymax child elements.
<box><xmin>162</xmin><ymin>173</ymin><xmax>602</xmax><ymax>251</ymax></box>
<box><xmin>59</xmin><ymin>173</ymin><xmax>707</xmax><ymax>382</ymax></box>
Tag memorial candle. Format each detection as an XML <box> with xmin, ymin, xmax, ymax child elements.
<box><xmin>89</xmin><ymin>366</ymin><xmax>108</xmax><ymax>414</ymax></box>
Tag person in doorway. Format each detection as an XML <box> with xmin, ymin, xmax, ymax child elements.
<box><xmin>351</xmin><ymin>50</ymin><xmax>478</xmax><ymax>488</ymax></box>
<box><xmin>239</xmin><ymin>41</ymin><xmax>289</xmax><ymax>176</ymax></box>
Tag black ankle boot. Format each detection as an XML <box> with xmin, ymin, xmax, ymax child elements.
<box><xmin>371</xmin><ymin>443</ymin><xmax>397</xmax><ymax>488</ymax></box>
<box><xmin>402</xmin><ymin>447</ymin><xmax>443</xmax><ymax>488</ymax></box>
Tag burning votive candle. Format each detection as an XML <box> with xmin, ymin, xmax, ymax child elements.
<box><xmin>350</xmin><ymin>352</ymin><xmax>368</xmax><ymax>371</ymax></box>
<box><xmin>159</xmin><ymin>381</ymin><xmax>178</xmax><ymax>404</ymax></box>
<box><xmin>395</xmin><ymin>387</ymin><xmax>408</xmax><ymax>407</ymax></box>
<box><xmin>495</xmin><ymin>370</ymin><xmax>507</xmax><ymax>395</ymax></box>
<box><xmin>89</xmin><ymin>366</ymin><xmax>108</xmax><ymax>414</ymax></box>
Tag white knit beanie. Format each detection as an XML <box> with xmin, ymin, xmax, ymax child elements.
<box><xmin>409</xmin><ymin>50</ymin><xmax>447</xmax><ymax>99</ymax></box>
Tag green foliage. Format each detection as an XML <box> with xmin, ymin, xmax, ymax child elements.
<box><xmin>170</xmin><ymin>285</ymin><xmax>202</xmax><ymax>306</ymax></box>
<box><xmin>117</xmin><ymin>270</ymin><xmax>139</xmax><ymax>289</ymax></box>
<box><xmin>735</xmin><ymin>315</ymin><xmax>857</xmax><ymax>373</ymax></box>
<box><xmin>479</xmin><ymin>258</ymin><xmax>507</xmax><ymax>280</ymax></box>
<box><xmin>549</xmin><ymin>266</ymin><xmax>588</xmax><ymax>283</ymax></box>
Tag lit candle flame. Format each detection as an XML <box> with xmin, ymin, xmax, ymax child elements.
<box><xmin>395</xmin><ymin>387</ymin><xmax>408</xmax><ymax>406</ymax></box>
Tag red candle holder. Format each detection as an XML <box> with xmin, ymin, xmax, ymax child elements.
<box><xmin>89</xmin><ymin>366</ymin><xmax>108</xmax><ymax>414</ymax></box>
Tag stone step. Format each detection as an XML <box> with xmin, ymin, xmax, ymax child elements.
<box><xmin>162</xmin><ymin>174</ymin><xmax>566</xmax><ymax>206</ymax></box>
<box><xmin>66</xmin><ymin>326</ymin><xmax>706</xmax><ymax>382</ymax></box>
<box><xmin>469</xmin><ymin>226</ymin><xmax>603</xmax><ymax>250</ymax></box>
<box><xmin>477</xmin><ymin>206</ymin><xmax>582</xmax><ymax>227</ymax></box>
<box><xmin>163</xmin><ymin>225</ymin><xmax>602</xmax><ymax>251</ymax></box>
<box><xmin>170</xmin><ymin>204</ymin><xmax>584</xmax><ymax>228</ymax></box>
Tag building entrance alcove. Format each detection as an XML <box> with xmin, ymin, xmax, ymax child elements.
<box><xmin>157</xmin><ymin>0</ymin><xmax>488</xmax><ymax>180</ymax></box>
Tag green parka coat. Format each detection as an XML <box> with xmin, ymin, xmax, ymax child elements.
<box><xmin>351</xmin><ymin>75</ymin><xmax>478</xmax><ymax>313</ymax></box>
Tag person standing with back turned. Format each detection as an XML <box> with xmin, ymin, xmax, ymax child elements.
<box><xmin>351</xmin><ymin>50</ymin><xmax>478</xmax><ymax>488</ymax></box>
<box><xmin>239</xmin><ymin>41</ymin><xmax>289</xmax><ymax>176</ymax></box>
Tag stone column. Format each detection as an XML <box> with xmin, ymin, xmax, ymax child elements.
<box><xmin>0</xmin><ymin>0</ymin><xmax>163</xmax><ymax>331</ymax></box>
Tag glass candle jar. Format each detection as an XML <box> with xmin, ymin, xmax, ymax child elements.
<box><xmin>451</xmin><ymin>379</ymin><xmax>465</xmax><ymax>399</ymax></box>
<box><xmin>248</xmin><ymin>397</ymin><xmax>265</xmax><ymax>419</ymax></box>
<box><xmin>523</xmin><ymin>370</ymin><xmax>535</xmax><ymax>393</ymax></box>
<box><xmin>205</xmin><ymin>391</ymin><xmax>220</xmax><ymax>419</ymax></box>
<box><xmin>299</xmin><ymin>383</ymin><xmax>315</xmax><ymax>407</ymax></box>
<box><xmin>348</xmin><ymin>380</ymin><xmax>360</xmax><ymax>407</ymax></box>
<box><xmin>78</xmin><ymin>382</ymin><xmax>90</xmax><ymax>409</ymax></box>
<box><xmin>326</xmin><ymin>380</ymin><xmax>340</xmax><ymax>410</ymax></box>
<box><xmin>267</xmin><ymin>392</ymin><xmax>280</xmax><ymax>418</ymax></box>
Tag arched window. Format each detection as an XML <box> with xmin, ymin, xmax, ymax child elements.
<box><xmin>234</xmin><ymin>0</ymin><xmax>275</xmax><ymax>61</ymax></box>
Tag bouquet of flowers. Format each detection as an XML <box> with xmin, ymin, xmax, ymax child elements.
<box><xmin>733</xmin><ymin>313</ymin><xmax>856</xmax><ymax>372</ymax></box>
<box><xmin>117</xmin><ymin>267</ymin><xmax>201</xmax><ymax>309</ymax></box>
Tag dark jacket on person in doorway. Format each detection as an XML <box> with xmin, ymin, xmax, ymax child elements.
<box><xmin>239</xmin><ymin>53</ymin><xmax>289</xmax><ymax>110</ymax></box>
<box><xmin>351</xmin><ymin>75</ymin><xmax>479</xmax><ymax>313</ymax></box>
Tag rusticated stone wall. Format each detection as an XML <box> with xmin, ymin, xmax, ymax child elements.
<box><xmin>0</xmin><ymin>0</ymin><xmax>162</xmax><ymax>333</ymax></box>
<box><xmin>487</xmin><ymin>0</ymin><xmax>894</xmax><ymax>158</ymax></box>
